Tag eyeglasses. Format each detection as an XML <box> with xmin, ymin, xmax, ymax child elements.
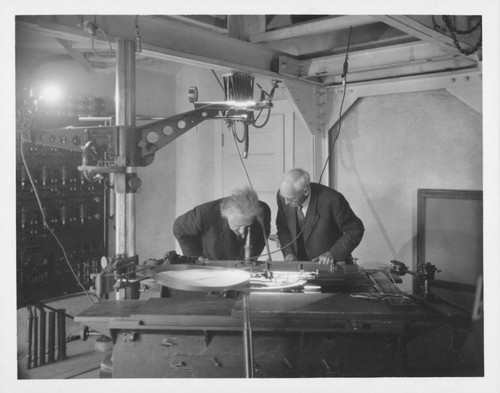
<box><xmin>283</xmin><ymin>196</ymin><xmax>300</xmax><ymax>204</ymax></box>
<box><xmin>281</xmin><ymin>188</ymin><xmax>308</xmax><ymax>205</ymax></box>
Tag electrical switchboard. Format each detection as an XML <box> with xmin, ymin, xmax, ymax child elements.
<box><xmin>16</xmin><ymin>94</ymin><xmax>109</xmax><ymax>308</ymax></box>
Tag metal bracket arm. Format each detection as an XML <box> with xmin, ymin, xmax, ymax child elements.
<box><xmin>23</xmin><ymin>102</ymin><xmax>270</xmax><ymax>169</ymax></box>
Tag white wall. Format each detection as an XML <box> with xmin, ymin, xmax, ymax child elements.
<box><xmin>133</xmin><ymin>68</ymin><xmax>178</xmax><ymax>260</ymax></box>
<box><xmin>174</xmin><ymin>66</ymin><xmax>222</xmax><ymax>217</ymax></box>
<box><xmin>333</xmin><ymin>89</ymin><xmax>482</xmax><ymax>291</ymax></box>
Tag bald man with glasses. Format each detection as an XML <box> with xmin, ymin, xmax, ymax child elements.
<box><xmin>276</xmin><ymin>168</ymin><xmax>364</xmax><ymax>265</ymax></box>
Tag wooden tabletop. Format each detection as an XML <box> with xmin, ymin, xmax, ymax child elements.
<box><xmin>75</xmin><ymin>292</ymin><xmax>451</xmax><ymax>334</ymax></box>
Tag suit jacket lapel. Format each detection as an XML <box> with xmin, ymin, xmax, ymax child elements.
<box><xmin>286</xmin><ymin>204</ymin><xmax>298</xmax><ymax>242</ymax></box>
<box><xmin>220</xmin><ymin>219</ymin><xmax>234</xmax><ymax>256</ymax></box>
<box><xmin>220</xmin><ymin>218</ymin><xmax>244</xmax><ymax>258</ymax></box>
<box><xmin>303</xmin><ymin>188</ymin><xmax>319</xmax><ymax>243</ymax></box>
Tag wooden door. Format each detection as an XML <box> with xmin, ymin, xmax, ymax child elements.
<box><xmin>219</xmin><ymin>99</ymin><xmax>295</xmax><ymax>259</ymax></box>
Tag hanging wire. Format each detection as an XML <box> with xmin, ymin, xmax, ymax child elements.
<box><xmin>19</xmin><ymin>137</ymin><xmax>97</xmax><ymax>304</ymax></box>
<box><xmin>230</xmin><ymin>121</ymin><xmax>246</xmax><ymax>143</ymax></box>
<box><xmin>228</xmin><ymin>121</ymin><xmax>254</xmax><ymax>190</ymax></box>
<box><xmin>88</xmin><ymin>16</ymin><xmax>114</xmax><ymax>58</ymax></box>
<box><xmin>318</xmin><ymin>26</ymin><xmax>352</xmax><ymax>185</ymax></box>
<box><xmin>211</xmin><ymin>70</ymin><xmax>317</xmax><ymax>261</ymax></box>
<box><xmin>252</xmin><ymin>107</ymin><xmax>271</xmax><ymax>129</ymax></box>
<box><xmin>212</xmin><ymin>71</ymin><xmax>284</xmax><ymax>261</ymax></box>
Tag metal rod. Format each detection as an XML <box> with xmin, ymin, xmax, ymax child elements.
<box><xmin>115</xmin><ymin>38</ymin><xmax>137</xmax><ymax>263</ymax></box>
<box><xmin>108</xmin><ymin>174</ymin><xmax>115</xmax><ymax>219</ymax></box>
<box><xmin>33</xmin><ymin>309</ymin><xmax>38</xmax><ymax>367</ymax></box>
<box><xmin>103</xmin><ymin>177</ymin><xmax>108</xmax><ymax>253</ymax></box>
<box><xmin>242</xmin><ymin>292</ymin><xmax>254</xmax><ymax>378</ymax></box>
<box><xmin>244</xmin><ymin>226</ymin><xmax>253</xmax><ymax>262</ymax></box>
<box><xmin>57</xmin><ymin>309</ymin><xmax>67</xmax><ymax>361</ymax></box>
<box><xmin>26</xmin><ymin>310</ymin><xmax>33</xmax><ymax>369</ymax></box>
<box><xmin>38</xmin><ymin>306</ymin><xmax>46</xmax><ymax>365</ymax></box>
<box><xmin>115</xmin><ymin>194</ymin><xmax>126</xmax><ymax>255</ymax></box>
<box><xmin>47</xmin><ymin>311</ymin><xmax>55</xmax><ymax>363</ymax></box>
<box><xmin>126</xmin><ymin>190</ymin><xmax>136</xmax><ymax>256</ymax></box>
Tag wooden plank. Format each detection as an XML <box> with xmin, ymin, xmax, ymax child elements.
<box><xmin>376</xmin><ymin>15</ymin><xmax>476</xmax><ymax>57</ymax></box>
<box><xmin>133</xmin><ymin>297</ymin><xmax>235</xmax><ymax>316</ymax></box>
<box><xmin>231</xmin><ymin>293</ymin><xmax>441</xmax><ymax>320</ymax></box>
<box><xmin>253</xmin><ymin>15</ymin><xmax>377</xmax><ymax>43</ymax></box>
<box><xmin>75</xmin><ymin>300</ymin><xmax>146</xmax><ymax>318</ymax></box>
<box><xmin>228</xmin><ymin>15</ymin><xmax>266</xmax><ymax>41</ymax></box>
<box><xmin>56</xmin><ymin>38</ymin><xmax>93</xmax><ymax>73</ymax></box>
<box><xmin>74</xmin><ymin>300</ymin><xmax>147</xmax><ymax>336</ymax></box>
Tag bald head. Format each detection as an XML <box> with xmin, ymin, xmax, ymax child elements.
<box><xmin>279</xmin><ymin>168</ymin><xmax>311</xmax><ymax>207</ymax></box>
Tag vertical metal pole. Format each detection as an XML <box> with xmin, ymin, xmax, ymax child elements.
<box><xmin>242</xmin><ymin>292</ymin><xmax>254</xmax><ymax>378</ymax></box>
<box><xmin>33</xmin><ymin>308</ymin><xmax>38</xmax><ymax>367</ymax></box>
<box><xmin>38</xmin><ymin>306</ymin><xmax>46</xmax><ymax>365</ymax></box>
<box><xmin>244</xmin><ymin>226</ymin><xmax>253</xmax><ymax>262</ymax></box>
<box><xmin>47</xmin><ymin>311</ymin><xmax>55</xmax><ymax>363</ymax></box>
<box><xmin>115</xmin><ymin>39</ymin><xmax>137</xmax><ymax>260</ymax></box>
<box><xmin>57</xmin><ymin>309</ymin><xmax>67</xmax><ymax>361</ymax></box>
<box><xmin>26</xmin><ymin>309</ymin><xmax>33</xmax><ymax>369</ymax></box>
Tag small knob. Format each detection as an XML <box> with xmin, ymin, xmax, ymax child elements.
<box><xmin>128</xmin><ymin>176</ymin><xmax>142</xmax><ymax>191</ymax></box>
<box><xmin>188</xmin><ymin>87</ymin><xmax>198</xmax><ymax>103</ymax></box>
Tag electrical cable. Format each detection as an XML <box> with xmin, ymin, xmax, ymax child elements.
<box><xmin>212</xmin><ymin>71</ymin><xmax>287</xmax><ymax>262</ymax></box>
<box><xmin>91</xmin><ymin>31</ymin><xmax>114</xmax><ymax>58</ymax></box>
<box><xmin>239</xmin><ymin>210</ymin><xmax>316</xmax><ymax>263</ymax></box>
<box><xmin>89</xmin><ymin>16</ymin><xmax>114</xmax><ymax>58</ymax></box>
<box><xmin>252</xmin><ymin>107</ymin><xmax>271</xmax><ymax>129</ymax></box>
<box><xmin>229</xmin><ymin>122</ymin><xmax>254</xmax><ymax>190</ymax></box>
<box><xmin>318</xmin><ymin>26</ymin><xmax>352</xmax><ymax>185</ymax></box>
<box><xmin>230</xmin><ymin>121</ymin><xmax>246</xmax><ymax>143</ymax></box>
<box><xmin>19</xmin><ymin>137</ymin><xmax>96</xmax><ymax>305</ymax></box>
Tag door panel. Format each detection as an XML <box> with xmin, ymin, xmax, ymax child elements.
<box><xmin>221</xmin><ymin>100</ymin><xmax>295</xmax><ymax>259</ymax></box>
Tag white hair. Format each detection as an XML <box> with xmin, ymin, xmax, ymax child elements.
<box><xmin>220</xmin><ymin>187</ymin><xmax>262</xmax><ymax>222</ymax></box>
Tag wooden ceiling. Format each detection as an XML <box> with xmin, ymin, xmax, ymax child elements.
<box><xmin>16</xmin><ymin>14</ymin><xmax>482</xmax><ymax>85</ymax></box>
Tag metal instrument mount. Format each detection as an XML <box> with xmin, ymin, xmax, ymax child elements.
<box><xmin>390</xmin><ymin>259</ymin><xmax>441</xmax><ymax>300</ymax></box>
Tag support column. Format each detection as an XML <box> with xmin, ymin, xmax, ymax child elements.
<box><xmin>115</xmin><ymin>39</ymin><xmax>136</xmax><ymax>257</ymax></box>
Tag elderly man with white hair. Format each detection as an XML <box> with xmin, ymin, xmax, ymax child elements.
<box><xmin>173</xmin><ymin>187</ymin><xmax>271</xmax><ymax>261</ymax></box>
<box><xmin>276</xmin><ymin>168</ymin><xmax>364</xmax><ymax>265</ymax></box>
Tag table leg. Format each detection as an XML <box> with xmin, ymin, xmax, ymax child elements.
<box><xmin>242</xmin><ymin>292</ymin><xmax>254</xmax><ymax>378</ymax></box>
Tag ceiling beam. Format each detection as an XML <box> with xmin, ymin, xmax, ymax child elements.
<box><xmin>17</xmin><ymin>16</ymin><xmax>319</xmax><ymax>87</ymax></box>
<box><xmin>252</xmin><ymin>15</ymin><xmax>377</xmax><ymax>43</ymax></box>
<box><xmin>228</xmin><ymin>15</ymin><xmax>266</xmax><ymax>41</ymax></box>
<box><xmin>376</xmin><ymin>15</ymin><xmax>478</xmax><ymax>58</ymax></box>
<box><xmin>304</xmin><ymin>41</ymin><xmax>478</xmax><ymax>84</ymax></box>
<box><xmin>160</xmin><ymin>15</ymin><xmax>228</xmax><ymax>35</ymax></box>
<box><xmin>56</xmin><ymin>38</ymin><xmax>94</xmax><ymax>73</ymax></box>
<box><xmin>278</xmin><ymin>41</ymin><xmax>479</xmax><ymax>84</ymax></box>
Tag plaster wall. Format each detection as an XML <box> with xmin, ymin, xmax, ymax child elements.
<box><xmin>173</xmin><ymin>66</ymin><xmax>224</xmax><ymax>226</ymax></box>
<box><xmin>332</xmin><ymin>89</ymin><xmax>482</xmax><ymax>292</ymax></box>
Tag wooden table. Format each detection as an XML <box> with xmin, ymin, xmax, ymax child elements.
<box><xmin>75</xmin><ymin>292</ymin><xmax>457</xmax><ymax>378</ymax></box>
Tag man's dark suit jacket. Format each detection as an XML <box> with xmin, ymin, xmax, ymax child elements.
<box><xmin>276</xmin><ymin>182</ymin><xmax>364</xmax><ymax>262</ymax></box>
<box><xmin>173</xmin><ymin>198</ymin><xmax>271</xmax><ymax>260</ymax></box>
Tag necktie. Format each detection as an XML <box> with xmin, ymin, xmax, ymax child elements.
<box><xmin>297</xmin><ymin>205</ymin><xmax>305</xmax><ymax>228</ymax></box>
